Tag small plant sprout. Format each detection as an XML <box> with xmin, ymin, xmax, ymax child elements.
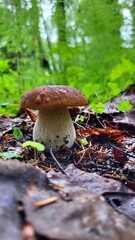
<box><xmin>13</xmin><ymin>127</ymin><xmax>23</xmax><ymax>140</ymax></box>
<box><xmin>107</xmin><ymin>82</ymin><xmax>121</xmax><ymax>96</ymax></box>
<box><xmin>117</xmin><ymin>101</ymin><xmax>133</xmax><ymax>112</ymax></box>
<box><xmin>90</xmin><ymin>103</ymin><xmax>106</xmax><ymax>114</ymax></box>
<box><xmin>75</xmin><ymin>115</ymin><xmax>85</xmax><ymax>123</ymax></box>
<box><xmin>22</xmin><ymin>141</ymin><xmax>45</xmax><ymax>160</ymax></box>
<box><xmin>80</xmin><ymin>138</ymin><xmax>88</xmax><ymax>146</ymax></box>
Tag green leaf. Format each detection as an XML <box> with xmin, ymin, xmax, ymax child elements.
<box><xmin>0</xmin><ymin>152</ymin><xmax>22</xmax><ymax>159</ymax></box>
<box><xmin>22</xmin><ymin>141</ymin><xmax>45</xmax><ymax>152</ymax></box>
<box><xmin>107</xmin><ymin>82</ymin><xmax>121</xmax><ymax>96</ymax></box>
<box><xmin>82</xmin><ymin>83</ymin><xmax>100</xmax><ymax>98</ymax></box>
<box><xmin>80</xmin><ymin>138</ymin><xmax>88</xmax><ymax>146</ymax></box>
<box><xmin>13</xmin><ymin>127</ymin><xmax>23</xmax><ymax>140</ymax></box>
<box><xmin>117</xmin><ymin>101</ymin><xmax>133</xmax><ymax>112</ymax></box>
<box><xmin>90</xmin><ymin>103</ymin><xmax>106</xmax><ymax>114</ymax></box>
<box><xmin>75</xmin><ymin>115</ymin><xmax>85</xmax><ymax>123</ymax></box>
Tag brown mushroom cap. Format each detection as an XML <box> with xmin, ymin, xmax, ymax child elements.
<box><xmin>20</xmin><ymin>85</ymin><xmax>88</xmax><ymax>110</ymax></box>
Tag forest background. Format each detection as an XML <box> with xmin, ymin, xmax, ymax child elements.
<box><xmin>0</xmin><ymin>0</ymin><xmax>135</xmax><ymax>116</ymax></box>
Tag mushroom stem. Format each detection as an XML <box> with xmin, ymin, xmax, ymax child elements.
<box><xmin>33</xmin><ymin>107</ymin><xmax>76</xmax><ymax>151</ymax></box>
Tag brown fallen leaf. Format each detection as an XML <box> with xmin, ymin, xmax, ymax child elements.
<box><xmin>113</xmin><ymin>147</ymin><xmax>128</xmax><ymax>164</ymax></box>
<box><xmin>23</xmin><ymin>108</ymin><xmax>37</xmax><ymax>122</ymax></box>
<box><xmin>77</xmin><ymin>126</ymin><xmax>127</xmax><ymax>144</ymax></box>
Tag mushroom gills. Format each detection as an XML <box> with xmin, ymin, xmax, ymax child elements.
<box><xmin>33</xmin><ymin>108</ymin><xmax>76</xmax><ymax>151</ymax></box>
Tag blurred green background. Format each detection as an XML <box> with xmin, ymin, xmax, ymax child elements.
<box><xmin>0</xmin><ymin>0</ymin><xmax>135</xmax><ymax>115</ymax></box>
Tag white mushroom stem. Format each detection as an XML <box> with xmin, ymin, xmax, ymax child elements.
<box><xmin>33</xmin><ymin>107</ymin><xmax>76</xmax><ymax>151</ymax></box>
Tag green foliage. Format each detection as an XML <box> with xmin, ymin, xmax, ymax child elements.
<box><xmin>0</xmin><ymin>152</ymin><xmax>22</xmax><ymax>159</ymax></box>
<box><xmin>108</xmin><ymin>58</ymin><xmax>135</xmax><ymax>81</ymax></box>
<box><xmin>82</xmin><ymin>83</ymin><xmax>100</xmax><ymax>99</ymax></box>
<box><xmin>107</xmin><ymin>82</ymin><xmax>121</xmax><ymax>96</ymax></box>
<box><xmin>13</xmin><ymin>127</ymin><xmax>23</xmax><ymax>140</ymax></box>
<box><xmin>0</xmin><ymin>0</ymin><xmax>135</xmax><ymax>115</ymax></box>
<box><xmin>22</xmin><ymin>141</ymin><xmax>45</xmax><ymax>152</ymax></box>
<box><xmin>0</xmin><ymin>59</ymin><xmax>10</xmax><ymax>73</ymax></box>
<box><xmin>90</xmin><ymin>103</ymin><xmax>106</xmax><ymax>114</ymax></box>
<box><xmin>117</xmin><ymin>101</ymin><xmax>133</xmax><ymax>112</ymax></box>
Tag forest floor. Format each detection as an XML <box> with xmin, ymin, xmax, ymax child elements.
<box><xmin>0</xmin><ymin>84</ymin><xmax>135</xmax><ymax>240</ymax></box>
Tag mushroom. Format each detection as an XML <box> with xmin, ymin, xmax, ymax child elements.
<box><xmin>20</xmin><ymin>85</ymin><xmax>88</xmax><ymax>151</ymax></box>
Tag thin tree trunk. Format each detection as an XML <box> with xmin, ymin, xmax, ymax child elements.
<box><xmin>55</xmin><ymin>0</ymin><xmax>66</xmax><ymax>42</ymax></box>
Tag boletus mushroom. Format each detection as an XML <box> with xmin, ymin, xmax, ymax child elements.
<box><xmin>20</xmin><ymin>85</ymin><xmax>88</xmax><ymax>151</ymax></box>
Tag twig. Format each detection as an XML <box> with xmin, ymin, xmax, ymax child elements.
<box><xmin>110</xmin><ymin>144</ymin><xmax>135</xmax><ymax>159</ymax></box>
<box><xmin>75</xmin><ymin>145</ymin><xmax>86</xmax><ymax>165</ymax></box>
<box><xmin>74</xmin><ymin>121</ymin><xmax>86</xmax><ymax>129</ymax></box>
<box><xmin>50</xmin><ymin>148</ymin><xmax>70</xmax><ymax>177</ymax></box>
<box><xmin>34</xmin><ymin>196</ymin><xmax>59</xmax><ymax>207</ymax></box>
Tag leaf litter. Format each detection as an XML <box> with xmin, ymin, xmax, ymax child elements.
<box><xmin>0</xmin><ymin>84</ymin><xmax>135</xmax><ymax>239</ymax></box>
